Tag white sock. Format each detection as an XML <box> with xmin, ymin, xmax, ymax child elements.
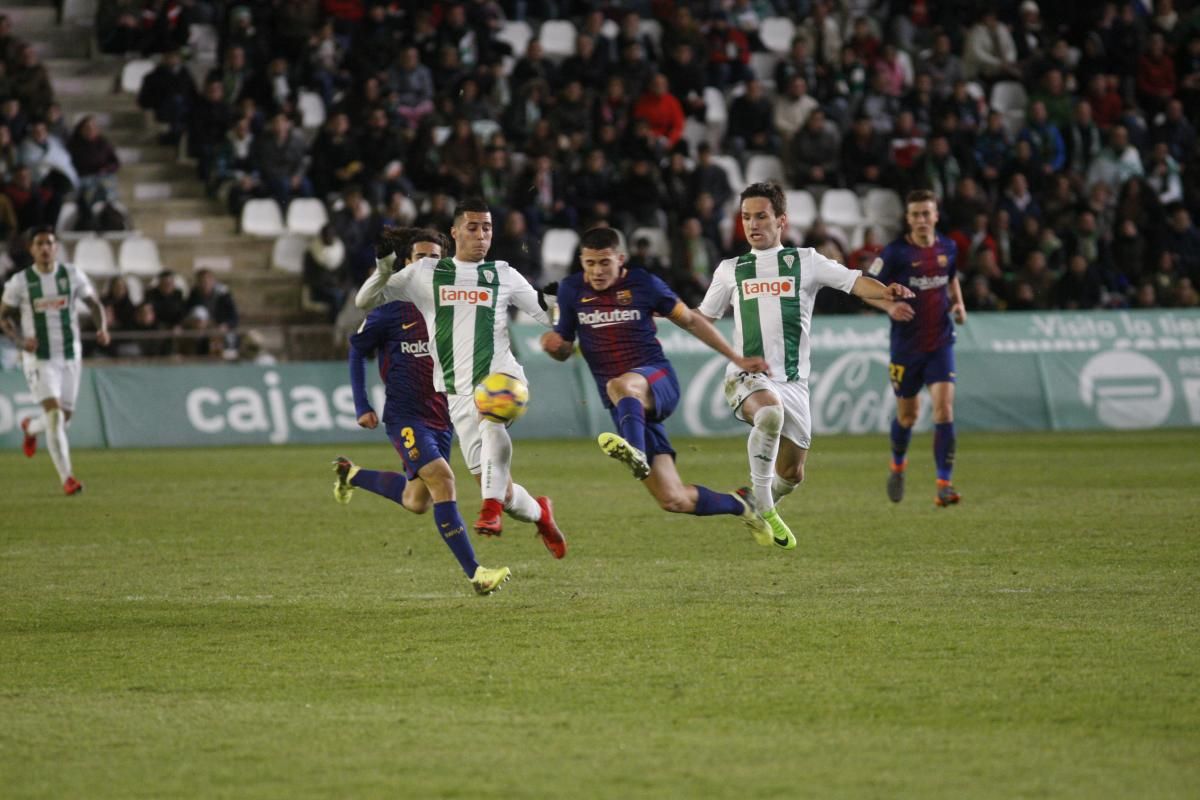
<box><xmin>772</xmin><ymin>475</ymin><xmax>800</xmax><ymax>504</ymax></box>
<box><xmin>479</xmin><ymin>420</ymin><xmax>512</xmax><ymax>502</ymax></box>
<box><xmin>504</xmin><ymin>482</ymin><xmax>541</xmax><ymax>522</ymax></box>
<box><xmin>748</xmin><ymin>405</ymin><xmax>784</xmax><ymax>510</ymax></box>
<box><xmin>44</xmin><ymin>408</ymin><xmax>72</xmax><ymax>483</ymax></box>
<box><xmin>25</xmin><ymin>415</ymin><xmax>46</xmax><ymax>436</ymax></box>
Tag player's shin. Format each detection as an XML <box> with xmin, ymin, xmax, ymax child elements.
<box><xmin>934</xmin><ymin>422</ymin><xmax>956</xmax><ymax>481</ymax></box>
<box><xmin>350</xmin><ymin>469</ymin><xmax>409</xmax><ymax>506</ymax></box>
<box><xmin>692</xmin><ymin>486</ymin><xmax>744</xmax><ymax>516</ymax></box>
<box><xmin>24</xmin><ymin>415</ymin><xmax>46</xmax><ymax>436</ymax></box>
<box><xmin>748</xmin><ymin>405</ymin><xmax>783</xmax><ymax>510</ymax></box>
<box><xmin>479</xmin><ymin>420</ymin><xmax>512</xmax><ymax>502</ymax></box>
<box><xmin>504</xmin><ymin>482</ymin><xmax>541</xmax><ymax>522</ymax></box>
<box><xmin>433</xmin><ymin>501</ymin><xmax>479</xmax><ymax>577</ymax></box>
<box><xmin>891</xmin><ymin>417</ymin><xmax>912</xmax><ymax>468</ymax></box>
<box><xmin>44</xmin><ymin>408</ymin><xmax>72</xmax><ymax>483</ymax></box>
<box><xmin>771</xmin><ymin>475</ymin><xmax>799</xmax><ymax>503</ymax></box>
<box><xmin>615</xmin><ymin>396</ymin><xmax>648</xmax><ymax>454</ymax></box>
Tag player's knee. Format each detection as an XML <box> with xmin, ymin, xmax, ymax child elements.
<box><xmin>752</xmin><ymin>404</ymin><xmax>784</xmax><ymax>435</ymax></box>
<box><xmin>605</xmin><ymin>376</ymin><xmax>633</xmax><ymax>404</ymax></box>
<box><xmin>896</xmin><ymin>408</ymin><xmax>919</xmax><ymax>428</ymax></box>
<box><xmin>932</xmin><ymin>406</ymin><xmax>954</xmax><ymax>424</ymax></box>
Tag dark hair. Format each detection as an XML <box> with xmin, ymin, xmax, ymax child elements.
<box><xmin>905</xmin><ymin>189</ymin><xmax>938</xmax><ymax>207</ymax></box>
<box><xmin>740</xmin><ymin>182</ymin><xmax>786</xmax><ymax>217</ymax></box>
<box><xmin>580</xmin><ymin>227</ymin><xmax>621</xmax><ymax>252</ymax></box>
<box><xmin>381</xmin><ymin>226</ymin><xmax>449</xmax><ymax>262</ymax></box>
<box><xmin>452</xmin><ymin>197</ymin><xmax>491</xmax><ymax>224</ymax></box>
<box><xmin>28</xmin><ymin>225</ymin><xmax>55</xmax><ymax>242</ymax></box>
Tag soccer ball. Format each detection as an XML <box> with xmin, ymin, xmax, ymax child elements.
<box><xmin>474</xmin><ymin>373</ymin><xmax>529</xmax><ymax>423</ymax></box>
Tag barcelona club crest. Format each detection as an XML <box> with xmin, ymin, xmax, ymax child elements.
<box><xmin>937</xmin><ymin>254</ymin><xmax>948</xmax><ymax>267</ymax></box>
<box><xmin>408</xmin><ymin>447</ymin><xmax>421</xmax><ymax>462</ymax></box>
<box><xmin>616</xmin><ymin>289</ymin><xmax>632</xmax><ymax>306</ymax></box>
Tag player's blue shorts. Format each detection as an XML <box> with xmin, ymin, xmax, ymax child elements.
<box><xmin>386</xmin><ymin>420</ymin><xmax>453</xmax><ymax>480</ymax></box>
<box><xmin>606</xmin><ymin>363</ymin><xmax>680</xmax><ymax>462</ymax></box>
<box><xmin>889</xmin><ymin>345</ymin><xmax>956</xmax><ymax>398</ymax></box>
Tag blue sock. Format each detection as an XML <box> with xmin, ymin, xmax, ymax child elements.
<box><xmin>433</xmin><ymin>501</ymin><xmax>479</xmax><ymax>577</ymax></box>
<box><xmin>890</xmin><ymin>418</ymin><xmax>912</xmax><ymax>467</ymax></box>
<box><xmin>351</xmin><ymin>469</ymin><xmax>408</xmax><ymax>506</ymax></box>
<box><xmin>692</xmin><ymin>485</ymin><xmax>743</xmax><ymax>517</ymax></box>
<box><xmin>934</xmin><ymin>422</ymin><xmax>956</xmax><ymax>481</ymax></box>
<box><xmin>616</xmin><ymin>397</ymin><xmax>647</xmax><ymax>454</ymax></box>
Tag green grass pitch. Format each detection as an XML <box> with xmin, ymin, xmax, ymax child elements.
<box><xmin>2</xmin><ymin>430</ymin><xmax>1198</xmax><ymax>799</ymax></box>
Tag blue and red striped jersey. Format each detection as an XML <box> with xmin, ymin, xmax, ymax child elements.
<box><xmin>555</xmin><ymin>268</ymin><xmax>680</xmax><ymax>407</ymax></box>
<box><xmin>872</xmin><ymin>234</ymin><xmax>958</xmax><ymax>354</ymax></box>
<box><xmin>349</xmin><ymin>301</ymin><xmax>450</xmax><ymax>429</ymax></box>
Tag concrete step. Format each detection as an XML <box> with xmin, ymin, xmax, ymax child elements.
<box><xmin>116</xmin><ymin>144</ymin><xmax>179</xmax><ymax>165</ymax></box>
<box><xmin>4</xmin><ymin>5</ymin><xmax>59</xmax><ymax>30</ymax></box>
<box><xmin>30</xmin><ymin>28</ymin><xmax>91</xmax><ymax>60</ymax></box>
<box><xmin>120</xmin><ymin>160</ymin><xmax>196</xmax><ymax>182</ymax></box>
<box><xmin>126</xmin><ymin>197</ymin><xmax>219</xmax><ymax>217</ymax></box>
<box><xmin>51</xmin><ymin>73</ymin><xmax>116</xmax><ymax>96</ymax></box>
<box><xmin>120</xmin><ymin>177</ymin><xmax>208</xmax><ymax>201</ymax></box>
<box><xmin>46</xmin><ymin>56</ymin><xmax>121</xmax><ymax>77</ymax></box>
<box><xmin>68</xmin><ymin>106</ymin><xmax>147</xmax><ymax>131</ymax></box>
<box><xmin>134</xmin><ymin>213</ymin><xmax>238</xmax><ymax>240</ymax></box>
<box><xmin>157</xmin><ymin>236</ymin><xmax>274</xmax><ymax>273</ymax></box>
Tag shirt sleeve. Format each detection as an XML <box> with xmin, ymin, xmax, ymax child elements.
<box><xmin>869</xmin><ymin>243</ymin><xmax>893</xmax><ymax>283</ymax></box>
<box><xmin>504</xmin><ymin>263</ymin><xmax>552</xmax><ymax>327</ymax></box>
<box><xmin>553</xmin><ymin>278</ymin><xmax>578</xmax><ymax>341</ymax></box>
<box><xmin>356</xmin><ymin>258</ymin><xmax>415</xmax><ymax>309</ymax></box>
<box><xmin>647</xmin><ymin>273</ymin><xmax>682</xmax><ymax>316</ymax></box>
<box><xmin>698</xmin><ymin>261</ymin><xmax>736</xmax><ymax>319</ymax></box>
<box><xmin>811</xmin><ymin>251</ymin><xmax>862</xmax><ymax>294</ymax></box>
<box><xmin>348</xmin><ymin>308</ymin><xmax>384</xmax><ymax>357</ymax></box>
<box><xmin>945</xmin><ymin>239</ymin><xmax>958</xmax><ymax>281</ymax></box>
<box><xmin>1</xmin><ymin>274</ymin><xmax>23</xmax><ymax>309</ymax></box>
<box><xmin>347</xmin><ymin>343</ymin><xmax>373</xmax><ymax>418</ymax></box>
<box><xmin>71</xmin><ymin>266</ymin><xmax>98</xmax><ymax>302</ymax></box>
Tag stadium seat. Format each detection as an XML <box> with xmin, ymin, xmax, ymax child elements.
<box><xmin>241</xmin><ymin>199</ymin><xmax>285</xmax><ymax>237</ymax></box>
<box><xmin>600</xmin><ymin>18</ymin><xmax>619</xmax><ymax>39</ymax></box>
<box><xmin>718</xmin><ymin>215</ymin><xmax>734</xmax><ymax>251</ymax></box>
<box><xmin>56</xmin><ymin>201</ymin><xmax>79</xmax><ymax>235</ymax></box>
<box><xmin>750</xmin><ymin>52</ymin><xmax>779</xmax><ymax>88</ymax></box>
<box><xmin>639</xmin><ymin>18</ymin><xmax>663</xmax><ymax>51</ymax></box>
<box><xmin>541</xmin><ymin>228</ymin><xmax>580</xmax><ymax>285</ymax></box>
<box><xmin>188</xmin><ymin>23</ymin><xmax>218</xmax><ymax>63</ymax></box>
<box><xmin>298</xmin><ymin>91</ymin><xmax>326</xmax><ymax>130</ymax></box>
<box><xmin>431</xmin><ymin>126</ymin><xmax>452</xmax><ymax>146</ymax></box>
<box><xmin>746</xmin><ymin>154</ymin><xmax>786</xmax><ymax>186</ymax></box>
<box><xmin>682</xmin><ymin>118</ymin><xmax>707</xmax><ymax>156</ymax></box>
<box><xmin>703</xmin><ymin>86</ymin><xmax>728</xmax><ymax>148</ymax></box>
<box><xmin>785</xmin><ymin>190</ymin><xmax>817</xmax><ymax>232</ymax></box>
<box><xmin>863</xmin><ymin>188</ymin><xmax>904</xmax><ymax>230</ymax></box>
<box><xmin>539</xmin><ymin>20</ymin><xmax>577</xmax><ymax>59</ymax></box>
<box><xmin>819</xmin><ymin>189</ymin><xmax>865</xmax><ymax>231</ymax></box>
<box><xmin>759</xmin><ymin>17</ymin><xmax>796</xmax><ymax>54</ymax></box>
<box><xmin>711</xmin><ymin>155</ymin><xmax>746</xmax><ymax>194</ymax></box>
<box><xmin>124</xmin><ymin>273</ymin><xmax>145</xmax><ymax>305</ymax></box>
<box><xmin>120</xmin><ymin>58</ymin><xmax>155</xmax><ymax>94</ymax></box>
<box><xmin>990</xmin><ymin>81</ymin><xmax>1027</xmax><ymax>113</ymax></box>
<box><xmin>631</xmin><ymin>227</ymin><xmax>671</xmax><ymax>263</ymax></box>
<box><xmin>118</xmin><ymin>235</ymin><xmax>164</xmax><ymax>278</ymax></box>
<box><xmin>471</xmin><ymin>119</ymin><xmax>502</xmax><ymax>143</ymax></box>
<box><xmin>72</xmin><ymin>235</ymin><xmax>118</xmax><ymax>278</ymax></box>
<box><xmin>271</xmin><ymin>234</ymin><xmax>308</xmax><ymax>274</ymax></box>
<box><xmin>496</xmin><ymin>20</ymin><xmax>532</xmax><ymax>57</ymax></box>
<box><xmin>285</xmin><ymin>198</ymin><xmax>329</xmax><ymax>236</ymax></box>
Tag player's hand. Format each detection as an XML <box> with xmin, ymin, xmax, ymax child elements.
<box><xmin>358</xmin><ymin>411</ymin><xmax>378</xmax><ymax>429</ymax></box>
<box><xmin>888</xmin><ymin>302</ymin><xmax>915</xmax><ymax>322</ymax></box>
<box><xmin>951</xmin><ymin>303</ymin><xmax>967</xmax><ymax>325</ymax></box>
<box><xmin>735</xmin><ymin>355</ymin><xmax>770</xmax><ymax>375</ymax></box>
<box><xmin>540</xmin><ymin>331</ymin><xmax>573</xmax><ymax>361</ymax></box>
<box><xmin>22</xmin><ymin>337</ymin><xmax>36</xmax><ymax>352</ymax></box>
<box><xmin>884</xmin><ymin>282</ymin><xmax>915</xmax><ymax>300</ymax></box>
<box><xmin>375</xmin><ymin>251</ymin><xmax>397</xmax><ymax>275</ymax></box>
<box><xmin>540</xmin><ymin>281</ymin><xmax>558</xmax><ymax>296</ymax></box>
<box><xmin>96</xmin><ymin>329</ymin><xmax>111</xmax><ymax>347</ymax></box>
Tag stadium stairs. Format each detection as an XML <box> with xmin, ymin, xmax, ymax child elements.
<box><xmin>20</xmin><ymin>2</ymin><xmax>334</xmax><ymax>359</ymax></box>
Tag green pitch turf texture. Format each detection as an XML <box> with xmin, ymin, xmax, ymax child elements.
<box><xmin>2</xmin><ymin>430</ymin><xmax>1198</xmax><ymax>799</ymax></box>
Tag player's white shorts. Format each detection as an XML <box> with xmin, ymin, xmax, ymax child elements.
<box><xmin>448</xmin><ymin>394</ymin><xmax>485</xmax><ymax>474</ymax></box>
<box><xmin>725</xmin><ymin>371</ymin><xmax>812</xmax><ymax>449</ymax></box>
<box><xmin>22</xmin><ymin>354</ymin><xmax>82</xmax><ymax>411</ymax></box>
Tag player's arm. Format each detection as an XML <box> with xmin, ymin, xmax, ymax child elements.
<box><xmin>696</xmin><ymin>261</ymin><xmax>736</xmax><ymax>324</ymax></box>
<box><xmin>82</xmin><ymin>295</ymin><xmax>111</xmax><ymax>347</ymax></box>
<box><xmin>540</xmin><ymin>280</ymin><xmax>576</xmax><ymax>361</ymax></box>
<box><xmin>858</xmin><ymin>252</ymin><xmax>915</xmax><ymax>321</ymax></box>
<box><xmin>948</xmin><ymin>274</ymin><xmax>967</xmax><ymax>324</ymax></box>
<box><xmin>668</xmin><ymin>302</ymin><xmax>769</xmax><ymax>374</ymax></box>
<box><xmin>506</xmin><ymin>266</ymin><xmax>553</xmax><ymax>327</ymax></box>
<box><xmin>852</xmin><ymin>275</ymin><xmax>915</xmax><ymax>303</ymax></box>
<box><xmin>355</xmin><ymin>253</ymin><xmax>411</xmax><ymax>310</ymax></box>
<box><xmin>347</xmin><ymin>343</ymin><xmax>377</xmax><ymax>428</ymax></box>
<box><xmin>0</xmin><ymin>303</ymin><xmax>28</xmax><ymax>350</ymax></box>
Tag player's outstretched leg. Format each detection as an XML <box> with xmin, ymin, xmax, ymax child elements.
<box><xmin>597</xmin><ymin>432</ymin><xmax>651</xmax><ymax>480</ymax></box>
<box><xmin>501</xmin><ymin>482</ymin><xmax>567</xmax><ymax>558</ymax></box>
<box><xmin>332</xmin><ymin>457</ymin><xmax>412</xmax><ymax>508</ymax></box>
<box><xmin>889</xmin><ymin>417</ymin><xmax>912</xmax><ymax>503</ymax></box>
<box><xmin>933</xmin><ymin>421</ymin><xmax>960</xmax><ymax>507</ymax></box>
<box><xmin>732</xmin><ymin>487</ymin><xmax>773</xmax><ymax>546</ymax></box>
<box><xmin>476</xmin><ymin>420</ymin><xmax>512</xmax><ymax>535</ymax></box>
<box><xmin>747</xmin><ymin>405</ymin><xmax>783</xmax><ymax>511</ymax></box>
<box><xmin>42</xmin><ymin>408</ymin><xmax>78</xmax><ymax>495</ymax></box>
<box><xmin>20</xmin><ymin>416</ymin><xmax>40</xmax><ymax>458</ymax></box>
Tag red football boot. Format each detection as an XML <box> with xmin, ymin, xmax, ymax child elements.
<box><xmin>20</xmin><ymin>417</ymin><xmax>36</xmax><ymax>458</ymax></box>
<box><xmin>63</xmin><ymin>476</ymin><xmax>84</xmax><ymax>496</ymax></box>
<box><xmin>534</xmin><ymin>496</ymin><xmax>567</xmax><ymax>559</ymax></box>
<box><xmin>474</xmin><ymin>498</ymin><xmax>504</xmax><ymax>536</ymax></box>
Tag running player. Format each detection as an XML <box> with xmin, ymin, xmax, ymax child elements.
<box><xmin>540</xmin><ymin>227</ymin><xmax>777</xmax><ymax>543</ymax></box>
<box><xmin>698</xmin><ymin>183</ymin><xmax>914</xmax><ymax>546</ymax></box>
<box><xmin>355</xmin><ymin>198</ymin><xmax>566</xmax><ymax>568</ymax></box>
<box><xmin>333</xmin><ymin>227</ymin><xmax>510</xmax><ymax>595</ymax></box>
<box><xmin>864</xmin><ymin>189</ymin><xmax>967</xmax><ymax>507</ymax></box>
<box><xmin>1</xmin><ymin>227</ymin><xmax>110</xmax><ymax>495</ymax></box>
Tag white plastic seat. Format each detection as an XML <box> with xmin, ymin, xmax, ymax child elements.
<box><xmin>118</xmin><ymin>235</ymin><xmax>164</xmax><ymax>278</ymax></box>
<box><xmin>188</xmin><ymin>23</ymin><xmax>218</xmax><ymax>62</ymax></box>
<box><xmin>72</xmin><ymin>235</ymin><xmax>118</xmax><ymax>278</ymax></box>
<box><xmin>241</xmin><ymin>198</ymin><xmax>285</xmax><ymax>237</ymax></box>
<box><xmin>760</xmin><ymin>17</ymin><xmax>796</xmax><ymax>54</ymax></box>
<box><xmin>496</xmin><ymin>21</ymin><xmax>533</xmax><ymax>57</ymax></box>
<box><xmin>56</xmin><ymin>201</ymin><xmax>79</xmax><ymax>234</ymax></box>
<box><xmin>750</xmin><ymin>52</ymin><xmax>779</xmax><ymax>88</ymax></box>
<box><xmin>540</xmin><ymin>228</ymin><xmax>580</xmax><ymax>284</ymax></box>
<box><xmin>120</xmin><ymin>58</ymin><xmax>155</xmax><ymax>94</ymax></box>
<box><xmin>298</xmin><ymin>91</ymin><xmax>326</xmax><ymax>130</ymax></box>
<box><xmin>704</xmin><ymin>86</ymin><xmax>728</xmax><ymax>148</ymax></box>
<box><xmin>271</xmin><ymin>233</ymin><xmax>308</xmax><ymax>274</ymax></box>
<box><xmin>631</xmin><ymin>227</ymin><xmax>671</xmax><ymax>263</ymax></box>
<box><xmin>285</xmin><ymin>198</ymin><xmax>329</xmax><ymax>236</ymax></box>
<box><xmin>123</xmin><ymin>273</ymin><xmax>145</xmax><ymax>305</ymax></box>
<box><xmin>745</xmin><ymin>154</ymin><xmax>786</xmax><ymax>186</ymax></box>
<box><xmin>471</xmin><ymin>119</ymin><xmax>502</xmax><ymax>143</ymax></box>
<box><xmin>538</xmin><ymin>20</ymin><xmax>577</xmax><ymax>59</ymax></box>
<box><xmin>638</xmin><ymin>18</ymin><xmax>663</xmax><ymax>51</ymax></box>
<box><xmin>863</xmin><ymin>188</ymin><xmax>904</xmax><ymax>229</ymax></box>
<box><xmin>711</xmin><ymin>155</ymin><xmax>745</xmax><ymax>194</ymax></box>
<box><xmin>990</xmin><ymin>80</ymin><xmax>1028</xmax><ymax>113</ymax></box>
<box><xmin>819</xmin><ymin>189</ymin><xmax>865</xmax><ymax>231</ymax></box>
<box><xmin>784</xmin><ymin>190</ymin><xmax>817</xmax><ymax>232</ymax></box>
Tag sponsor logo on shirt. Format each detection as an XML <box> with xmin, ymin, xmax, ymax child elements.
<box><xmin>399</xmin><ymin>340</ymin><xmax>431</xmax><ymax>355</ymax></box>
<box><xmin>33</xmin><ymin>297</ymin><xmax>69</xmax><ymax>312</ymax></box>
<box><xmin>739</xmin><ymin>277</ymin><xmax>796</xmax><ymax>300</ymax></box>
<box><xmin>401</xmin><ymin>321</ymin><xmax>420</xmax><ymax>330</ymax></box>
<box><xmin>577</xmin><ymin>308</ymin><xmax>643</xmax><ymax>328</ymax></box>
<box><xmin>909</xmin><ymin>275</ymin><xmax>949</xmax><ymax>291</ymax></box>
<box><xmin>438</xmin><ymin>286</ymin><xmax>493</xmax><ymax>306</ymax></box>
<box><xmin>580</xmin><ymin>295</ymin><xmax>599</xmax><ymax>303</ymax></box>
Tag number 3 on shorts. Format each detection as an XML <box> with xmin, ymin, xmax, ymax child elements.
<box><xmin>888</xmin><ymin>363</ymin><xmax>905</xmax><ymax>393</ymax></box>
<box><xmin>401</xmin><ymin>427</ymin><xmax>415</xmax><ymax>448</ymax></box>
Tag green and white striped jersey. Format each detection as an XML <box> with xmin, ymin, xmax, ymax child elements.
<box><xmin>1</xmin><ymin>262</ymin><xmax>96</xmax><ymax>361</ymax></box>
<box><xmin>699</xmin><ymin>245</ymin><xmax>860</xmax><ymax>383</ymax></box>
<box><xmin>356</xmin><ymin>256</ymin><xmax>551</xmax><ymax>395</ymax></box>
